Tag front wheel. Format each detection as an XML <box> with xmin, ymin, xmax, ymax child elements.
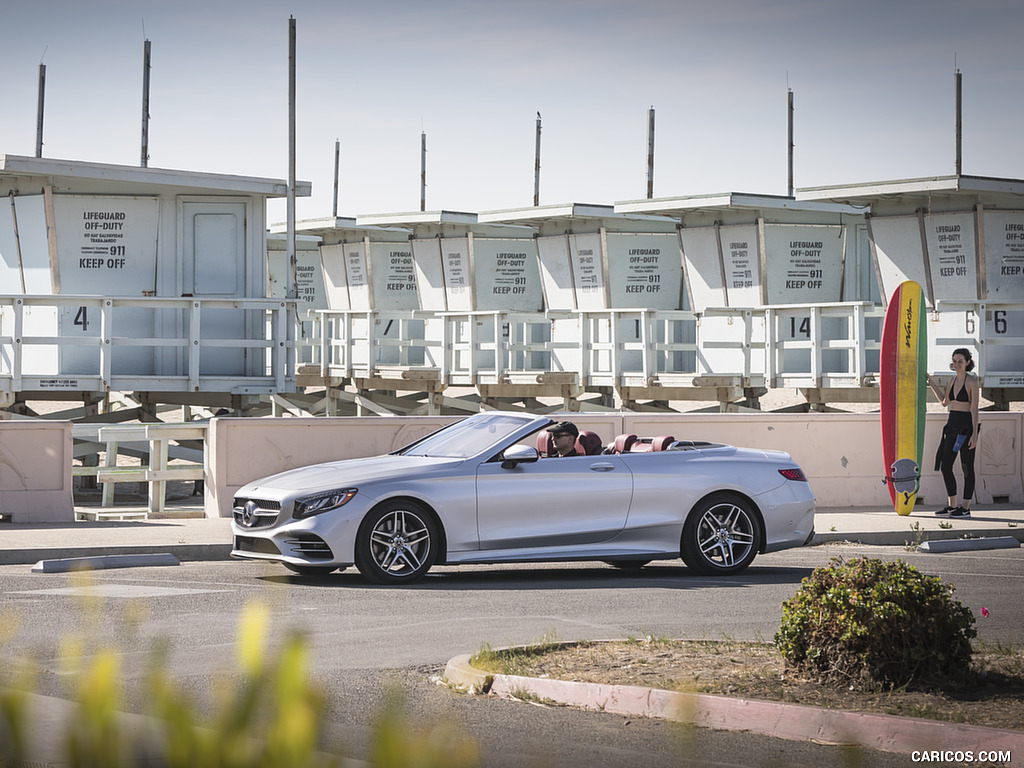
<box><xmin>355</xmin><ymin>501</ymin><xmax>439</xmax><ymax>585</ymax></box>
<box><xmin>680</xmin><ymin>494</ymin><xmax>761</xmax><ymax>576</ymax></box>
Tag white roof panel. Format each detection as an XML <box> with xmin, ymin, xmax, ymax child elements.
<box><xmin>0</xmin><ymin>154</ymin><xmax>310</xmax><ymax>197</ymax></box>
<box><xmin>615</xmin><ymin>192</ymin><xmax>864</xmax><ymax>216</ymax></box>
<box><xmin>796</xmin><ymin>175</ymin><xmax>1024</xmax><ymax>203</ymax></box>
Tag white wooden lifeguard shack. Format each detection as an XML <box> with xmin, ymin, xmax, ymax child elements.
<box><xmin>308</xmin><ymin>210</ymin><xmax>548</xmax><ymax>415</ymax></box>
<box><xmin>797</xmin><ymin>175</ymin><xmax>1024</xmax><ymax>410</ymax></box>
<box><xmin>612</xmin><ymin>193</ymin><xmax>872</xmax><ymax>410</ymax></box>
<box><xmin>0</xmin><ymin>154</ymin><xmax>311</xmax><ymax>416</ymax></box>
<box><xmin>269</xmin><ymin>215</ymin><xmax>421</xmax><ymax>415</ymax></box>
<box><xmin>480</xmin><ymin>203</ymin><xmax>712</xmax><ymax>410</ymax></box>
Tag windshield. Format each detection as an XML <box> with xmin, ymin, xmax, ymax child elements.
<box><xmin>397</xmin><ymin>413</ymin><xmax>534</xmax><ymax>458</ymax></box>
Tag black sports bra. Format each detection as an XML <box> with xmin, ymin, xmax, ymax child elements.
<box><xmin>949</xmin><ymin>378</ymin><xmax>970</xmax><ymax>403</ymax></box>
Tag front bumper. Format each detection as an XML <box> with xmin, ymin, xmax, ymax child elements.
<box><xmin>230</xmin><ymin>493</ymin><xmax>359</xmax><ymax>568</ymax></box>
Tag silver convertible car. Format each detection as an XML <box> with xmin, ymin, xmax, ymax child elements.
<box><xmin>231</xmin><ymin>412</ymin><xmax>815</xmax><ymax>584</ymax></box>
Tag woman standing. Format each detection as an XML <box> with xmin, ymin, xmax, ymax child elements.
<box><xmin>926</xmin><ymin>348</ymin><xmax>981</xmax><ymax>519</ymax></box>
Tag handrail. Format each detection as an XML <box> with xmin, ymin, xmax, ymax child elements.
<box><xmin>8</xmin><ymin>295</ymin><xmax>1019</xmax><ymax>412</ymax></box>
<box><xmin>762</xmin><ymin>302</ymin><xmax>883</xmax><ymax>389</ymax></box>
<box><xmin>0</xmin><ymin>295</ymin><xmax>297</xmax><ymax>395</ymax></box>
<box><xmin>932</xmin><ymin>300</ymin><xmax>1024</xmax><ymax>388</ymax></box>
<box><xmin>440</xmin><ymin>310</ymin><xmax>558</xmax><ymax>385</ymax></box>
<box><xmin>578</xmin><ymin>309</ymin><xmax>700</xmax><ymax>386</ymax></box>
<box><xmin>316</xmin><ymin>309</ymin><xmax>444</xmax><ymax>381</ymax></box>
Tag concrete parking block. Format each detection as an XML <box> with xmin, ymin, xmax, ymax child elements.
<box><xmin>917</xmin><ymin>536</ymin><xmax>1021</xmax><ymax>553</ymax></box>
<box><xmin>31</xmin><ymin>553</ymin><xmax>181</xmax><ymax>573</ymax></box>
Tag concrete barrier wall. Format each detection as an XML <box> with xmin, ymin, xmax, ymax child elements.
<box><xmin>0</xmin><ymin>420</ymin><xmax>74</xmax><ymax>522</ymax></box>
<box><xmin>616</xmin><ymin>412</ymin><xmax>1023</xmax><ymax>509</ymax></box>
<box><xmin>205</xmin><ymin>412</ymin><xmax>1023</xmax><ymax>517</ymax></box>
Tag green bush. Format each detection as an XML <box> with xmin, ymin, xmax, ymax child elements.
<box><xmin>774</xmin><ymin>556</ymin><xmax>976</xmax><ymax>689</ymax></box>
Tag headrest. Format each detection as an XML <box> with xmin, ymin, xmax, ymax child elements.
<box><xmin>651</xmin><ymin>435</ymin><xmax>675</xmax><ymax>451</ymax></box>
<box><xmin>613</xmin><ymin>434</ymin><xmax>638</xmax><ymax>453</ymax></box>
<box><xmin>575</xmin><ymin>430</ymin><xmax>603</xmax><ymax>456</ymax></box>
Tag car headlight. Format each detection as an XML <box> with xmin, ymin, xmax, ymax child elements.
<box><xmin>293</xmin><ymin>489</ymin><xmax>358</xmax><ymax>519</ymax></box>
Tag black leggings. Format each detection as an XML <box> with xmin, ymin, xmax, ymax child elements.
<box><xmin>935</xmin><ymin>410</ymin><xmax>975</xmax><ymax>501</ymax></box>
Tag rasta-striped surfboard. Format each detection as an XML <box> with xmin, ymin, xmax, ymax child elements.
<box><xmin>880</xmin><ymin>280</ymin><xmax>928</xmax><ymax>516</ymax></box>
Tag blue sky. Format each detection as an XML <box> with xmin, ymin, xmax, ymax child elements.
<box><xmin>1</xmin><ymin>0</ymin><xmax>1022</xmax><ymax>221</ymax></box>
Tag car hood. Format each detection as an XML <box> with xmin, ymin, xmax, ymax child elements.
<box><xmin>239</xmin><ymin>454</ymin><xmax>466</xmax><ymax>496</ymax></box>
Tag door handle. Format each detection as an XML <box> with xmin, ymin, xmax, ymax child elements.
<box><xmin>589</xmin><ymin>463</ymin><xmax>615</xmax><ymax>472</ymax></box>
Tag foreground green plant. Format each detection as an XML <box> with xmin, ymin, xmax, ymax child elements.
<box><xmin>774</xmin><ymin>556</ymin><xmax>976</xmax><ymax>689</ymax></box>
<box><xmin>1</xmin><ymin>601</ymin><xmax>478</xmax><ymax>768</ymax></box>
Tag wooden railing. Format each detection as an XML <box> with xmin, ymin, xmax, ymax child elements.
<box><xmin>71</xmin><ymin>423</ymin><xmax>206</xmax><ymax>519</ymax></box>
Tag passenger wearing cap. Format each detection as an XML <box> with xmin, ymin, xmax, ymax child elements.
<box><xmin>547</xmin><ymin>421</ymin><xmax>579</xmax><ymax>457</ymax></box>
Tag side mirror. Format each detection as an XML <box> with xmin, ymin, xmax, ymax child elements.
<box><xmin>500</xmin><ymin>444</ymin><xmax>540</xmax><ymax>470</ymax></box>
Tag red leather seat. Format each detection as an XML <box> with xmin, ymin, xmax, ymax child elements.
<box><xmin>537</xmin><ymin>430</ymin><xmax>555</xmax><ymax>457</ymax></box>
<box><xmin>575</xmin><ymin>430</ymin><xmax>603</xmax><ymax>456</ymax></box>
<box><xmin>651</xmin><ymin>435</ymin><xmax>675</xmax><ymax>451</ymax></box>
<box><xmin>613</xmin><ymin>434</ymin><xmax>638</xmax><ymax>454</ymax></box>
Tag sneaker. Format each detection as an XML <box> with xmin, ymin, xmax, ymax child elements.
<box><xmin>934</xmin><ymin>506</ymin><xmax>954</xmax><ymax>517</ymax></box>
<box><xmin>948</xmin><ymin>506</ymin><xmax>972</xmax><ymax>519</ymax></box>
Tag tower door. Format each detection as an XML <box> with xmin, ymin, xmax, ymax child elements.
<box><xmin>181</xmin><ymin>201</ymin><xmax>251</xmax><ymax>377</ymax></box>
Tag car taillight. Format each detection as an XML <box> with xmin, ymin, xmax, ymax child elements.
<box><xmin>779</xmin><ymin>467</ymin><xmax>807</xmax><ymax>482</ymax></box>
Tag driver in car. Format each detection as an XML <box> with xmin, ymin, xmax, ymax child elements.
<box><xmin>548</xmin><ymin>421</ymin><xmax>579</xmax><ymax>457</ymax></box>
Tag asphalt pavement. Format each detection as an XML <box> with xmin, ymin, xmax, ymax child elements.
<box><xmin>2</xmin><ymin>498</ymin><xmax>1023</xmax><ymax>763</ymax></box>
<box><xmin>2</xmin><ymin>499</ymin><xmax>1023</xmax><ymax>567</ymax></box>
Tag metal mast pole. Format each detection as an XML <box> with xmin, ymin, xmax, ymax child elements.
<box><xmin>955</xmin><ymin>69</ymin><xmax>963</xmax><ymax>176</ymax></box>
<box><xmin>287</xmin><ymin>16</ymin><xmax>297</xmax><ymax>299</ymax></box>
<box><xmin>534</xmin><ymin>112</ymin><xmax>542</xmax><ymax>206</ymax></box>
<box><xmin>646</xmin><ymin>107</ymin><xmax>655</xmax><ymax>199</ymax></box>
<box><xmin>141</xmin><ymin>39</ymin><xmax>151</xmax><ymax>167</ymax></box>
<box><xmin>35</xmin><ymin>64</ymin><xmax>45</xmax><ymax>158</ymax></box>
<box><xmin>420</xmin><ymin>131</ymin><xmax>427</xmax><ymax>212</ymax></box>
<box><xmin>333</xmin><ymin>139</ymin><xmax>340</xmax><ymax>218</ymax></box>
<box><xmin>787</xmin><ymin>88</ymin><xmax>795</xmax><ymax>197</ymax></box>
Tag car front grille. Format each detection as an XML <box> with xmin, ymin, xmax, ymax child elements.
<box><xmin>234</xmin><ymin>536</ymin><xmax>281</xmax><ymax>556</ymax></box>
<box><xmin>285</xmin><ymin>534</ymin><xmax>334</xmax><ymax>560</ymax></box>
<box><xmin>233</xmin><ymin>497</ymin><xmax>282</xmax><ymax>529</ymax></box>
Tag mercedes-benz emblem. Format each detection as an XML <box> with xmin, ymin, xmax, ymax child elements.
<box><xmin>242</xmin><ymin>500</ymin><xmax>259</xmax><ymax>527</ymax></box>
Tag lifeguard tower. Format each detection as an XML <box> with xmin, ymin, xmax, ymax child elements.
<box><xmin>294</xmin><ymin>211</ymin><xmax>551</xmax><ymax>415</ymax></box>
<box><xmin>478</xmin><ymin>203</ymin><xmax>688</xmax><ymax>411</ymax></box>
<box><xmin>615</xmin><ymin>193</ymin><xmax>873</xmax><ymax>411</ymax></box>
<box><xmin>799</xmin><ymin>174</ymin><xmax>1024</xmax><ymax>410</ymax></box>
<box><xmin>0</xmin><ymin>154</ymin><xmax>311</xmax><ymax>419</ymax></box>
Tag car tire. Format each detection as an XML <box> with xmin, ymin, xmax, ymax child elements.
<box><xmin>283</xmin><ymin>563</ymin><xmax>339</xmax><ymax>576</ymax></box>
<box><xmin>680</xmin><ymin>494</ymin><xmax>761</xmax><ymax>576</ymax></box>
<box><xmin>355</xmin><ymin>500</ymin><xmax>439</xmax><ymax>585</ymax></box>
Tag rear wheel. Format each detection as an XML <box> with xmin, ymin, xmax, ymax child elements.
<box><xmin>355</xmin><ymin>501</ymin><xmax>438</xmax><ymax>585</ymax></box>
<box><xmin>681</xmin><ymin>494</ymin><xmax>761</xmax><ymax>576</ymax></box>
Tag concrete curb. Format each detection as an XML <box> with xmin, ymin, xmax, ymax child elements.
<box><xmin>444</xmin><ymin>656</ymin><xmax>1024</xmax><ymax>755</ymax></box>
<box><xmin>918</xmin><ymin>536</ymin><xmax>1021</xmax><ymax>553</ymax></box>
<box><xmin>1</xmin><ymin>544</ymin><xmax>232</xmax><ymax>567</ymax></box>
<box><xmin>814</xmin><ymin>527</ymin><xmax>1024</xmax><ymax>548</ymax></box>
<box><xmin>31</xmin><ymin>553</ymin><xmax>181</xmax><ymax>573</ymax></box>
<box><xmin>444</xmin><ymin>654</ymin><xmax>495</xmax><ymax>694</ymax></box>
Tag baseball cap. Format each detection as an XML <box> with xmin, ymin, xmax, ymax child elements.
<box><xmin>547</xmin><ymin>421</ymin><xmax>579</xmax><ymax>438</ymax></box>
